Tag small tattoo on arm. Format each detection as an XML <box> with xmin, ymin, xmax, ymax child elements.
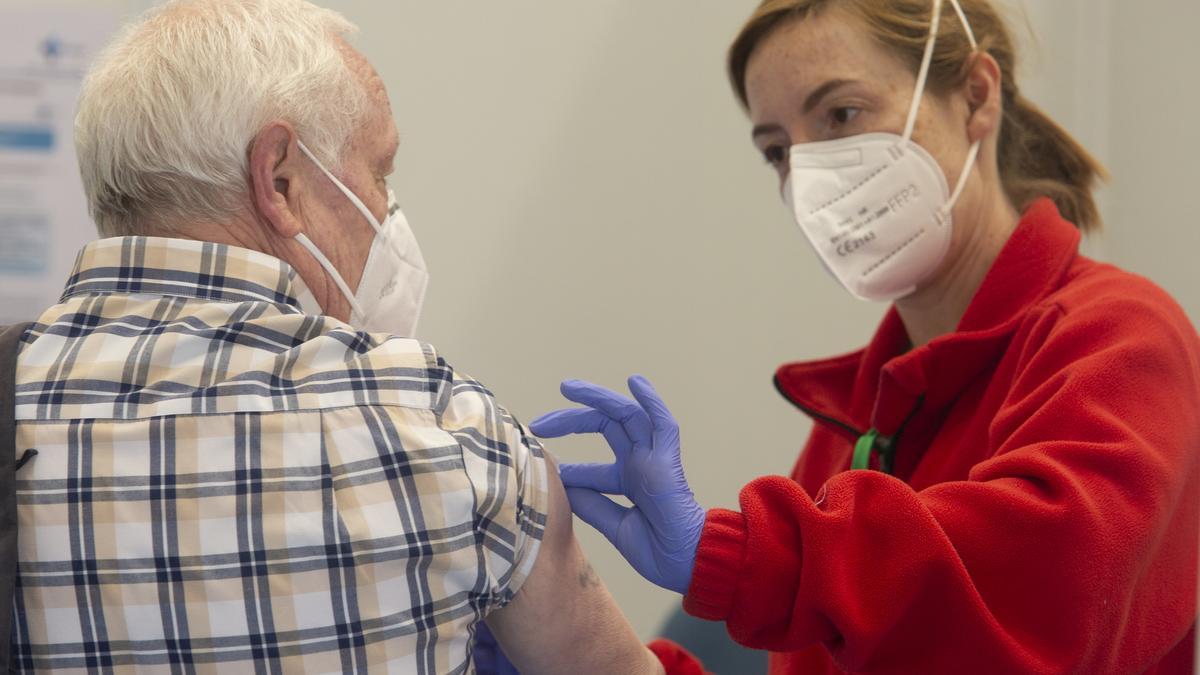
<box><xmin>579</xmin><ymin>561</ymin><xmax>601</xmax><ymax>589</ymax></box>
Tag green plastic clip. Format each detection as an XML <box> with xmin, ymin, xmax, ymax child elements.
<box><xmin>852</xmin><ymin>429</ymin><xmax>880</xmax><ymax>471</ymax></box>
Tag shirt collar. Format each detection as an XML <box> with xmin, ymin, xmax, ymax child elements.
<box><xmin>776</xmin><ymin>198</ymin><xmax>1083</xmax><ymax>437</ymax></box>
<box><xmin>61</xmin><ymin>236</ymin><xmax>317</xmax><ymax>312</ymax></box>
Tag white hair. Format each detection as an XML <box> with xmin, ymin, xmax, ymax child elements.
<box><xmin>75</xmin><ymin>0</ymin><xmax>369</xmax><ymax>237</ymax></box>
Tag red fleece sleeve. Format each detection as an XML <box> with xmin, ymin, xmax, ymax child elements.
<box><xmin>684</xmin><ymin>295</ymin><xmax>1200</xmax><ymax>673</ymax></box>
<box><xmin>647</xmin><ymin>639</ymin><xmax>710</xmax><ymax>675</ymax></box>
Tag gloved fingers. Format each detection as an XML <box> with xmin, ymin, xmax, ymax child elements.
<box><xmin>558</xmin><ymin>379</ymin><xmax>653</xmax><ymax>444</ymax></box>
<box><xmin>628</xmin><ymin>375</ymin><xmax>680</xmax><ymax>450</ymax></box>
<box><xmin>559</xmin><ymin>462</ymin><xmax>622</xmax><ymax>494</ymax></box>
<box><xmin>529</xmin><ymin>407</ymin><xmax>602</xmax><ymax>437</ymax></box>
<box><xmin>529</xmin><ymin>408</ymin><xmax>634</xmax><ymax>461</ymax></box>
<box><xmin>565</xmin><ymin>487</ymin><xmax>630</xmax><ymax>547</ymax></box>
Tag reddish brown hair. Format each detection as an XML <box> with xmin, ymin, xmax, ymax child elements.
<box><xmin>729</xmin><ymin>0</ymin><xmax>1107</xmax><ymax>231</ymax></box>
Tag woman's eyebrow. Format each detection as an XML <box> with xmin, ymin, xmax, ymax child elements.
<box><xmin>803</xmin><ymin>78</ymin><xmax>857</xmax><ymax>113</ymax></box>
<box><xmin>752</xmin><ymin>123</ymin><xmax>784</xmax><ymax>140</ymax></box>
<box><xmin>751</xmin><ymin>78</ymin><xmax>859</xmax><ymax>140</ymax></box>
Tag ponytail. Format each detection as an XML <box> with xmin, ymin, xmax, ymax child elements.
<box><xmin>998</xmin><ymin>92</ymin><xmax>1108</xmax><ymax>232</ymax></box>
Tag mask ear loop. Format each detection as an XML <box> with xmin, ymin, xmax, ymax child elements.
<box><xmin>940</xmin><ymin>0</ymin><xmax>982</xmax><ymax>220</ymax></box>
<box><xmin>899</xmin><ymin>0</ymin><xmax>980</xmax><ymax>145</ymax></box>
<box><xmin>293</xmin><ymin>232</ymin><xmax>367</xmax><ymax>320</ymax></box>
<box><xmin>298</xmin><ymin>140</ymin><xmax>411</xmax><ymax>263</ymax></box>
<box><xmin>297</xmin><ymin>140</ymin><xmax>386</xmax><ymax>236</ymax></box>
<box><xmin>899</xmin><ymin>0</ymin><xmax>946</xmax><ymax>146</ymax></box>
<box><xmin>950</xmin><ymin>0</ymin><xmax>980</xmax><ymax>51</ymax></box>
<box><xmin>900</xmin><ymin>0</ymin><xmax>983</xmax><ymax>221</ymax></box>
<box><xmin>941</xmin><ymin>140</ymin><xmax>982</xmax><ymax>222</ymax></box>
<box><xmin>291</xmin><ymin>140</ymin><xmax>372</xmax><ymax>320</ymax></box>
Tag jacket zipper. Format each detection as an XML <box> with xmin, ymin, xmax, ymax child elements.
<box><xmin>772</xmin><ymin>375</ymin><xmax>922</xmax><ymax>476</ymax></box>
<box><xmin>773</xmin><ymin>375</ymin><xmax>865</xmax><ymax>442</ymax></box>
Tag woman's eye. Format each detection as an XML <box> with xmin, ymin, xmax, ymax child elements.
<box><xmin>831</xmin><ymin>106</ymin><xmax>862</xmax><ymax>128</ymax></box>
<box><xmin>762</xmin><ymin>145</ymin><xmax>787</xmax><ymax>167</ymax></box>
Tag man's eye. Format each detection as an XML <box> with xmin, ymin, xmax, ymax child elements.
<box><xmin>762</xmin><ymin>145</ymin><xmax>787</xmax><ymax>167</ymax></box>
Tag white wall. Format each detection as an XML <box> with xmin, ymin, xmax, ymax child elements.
<box><xmin>351</xmin><ymin>1</ymin><xmax>872</xmax><ymax>639</ymax></box>
<box><xmin>1004</xmin><ymin>0</ymin><xmax>1200</xmax><ymax>323</ymax></box>
<box><xmin>5</xmin><ymin>0</ymin><xmax>1197</xmax><ymax>644</ymax></box>
<box><xmin>1105</xmin><ymin>1</ymin><xmax>1200</xmax><ymax>324</ymax></box>
<box><xmin>352</xmin><ymin>0</ymin><xmax>1200</xmax><ymax>639</ymax></box>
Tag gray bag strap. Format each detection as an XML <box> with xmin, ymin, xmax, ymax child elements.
<box><xmin>0</xmin><ymin>322</ymin><xmax>33</xmax><ymax>673</ymax></box>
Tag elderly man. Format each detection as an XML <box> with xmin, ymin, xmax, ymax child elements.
<box><xmin>8</xmin><ymin>0</ymin><xmax>661</xmax><ymax>672</ymax></box>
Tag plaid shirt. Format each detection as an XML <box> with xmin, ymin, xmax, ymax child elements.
<box><xmin>10</xmin><ymin>236</ymin><xmax>548</xmax><ymax>674</ymax></box>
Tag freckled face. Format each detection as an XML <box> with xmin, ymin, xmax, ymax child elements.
<box><xmin>744</xmin><ymin>8</ymin><xmax>968</xmax><ymax>191</ymax></box>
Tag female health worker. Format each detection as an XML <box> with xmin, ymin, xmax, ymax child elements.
<box><xmin>528</xmin><ymin>0</ymin><xmax>1200</xmax><ymax>673</ymax></box>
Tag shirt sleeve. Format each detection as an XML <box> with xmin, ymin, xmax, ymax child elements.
<box><xmin>434</xmin><ymin>366</ymin><xmax>549</xmax><ymax>611</ymax></box>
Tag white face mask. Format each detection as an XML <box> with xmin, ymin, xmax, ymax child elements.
<box><xmin>783</xmin><ymin>0</ymin><xmax>980</xmax><ymax>302</ymax></box>
<box><xmin>292</xmin><ymin>140</ymin><xmax>430</xmax><ymax>337</ymax></box>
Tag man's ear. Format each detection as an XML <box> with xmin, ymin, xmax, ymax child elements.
<box><xmin>249</xmin><ymin>122</ymin><xmax>305</xmax><ymax>238</ymax></box>
<box><xmin>964</xmin><ymin>51</ymin><xmax>1004</xmax><ymax>145</ymax></box>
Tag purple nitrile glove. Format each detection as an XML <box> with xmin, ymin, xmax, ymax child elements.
<box><xmin>472</xmin><ymin>621</ymin><xmax>520</xmax><ymax>675</ymax></box>
<box><xmin>530</xmin><ymin>375</ymin><xmax>706</xmax><ymax>595</ymax></box>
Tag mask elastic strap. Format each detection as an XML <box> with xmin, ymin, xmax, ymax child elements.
<box><xmin>941</xmin><ymin>140</ymin><xmax>981</xmax><ymax>220</ymax></box>
<box><xmin>901</xmin><ymin>0</ymin><xmax>979</xmax><ymax>145</ymax></box>
<box><xmin>298</xmin><ymin>140</ymin><xmax>410</xmax><ymax>264</ymax></box>
<box><xmin>938</xmin><ymin>0</ymin><xmax>981</xmax><ymax>219</ymax></box>
<box><xmin>950</xmin><ymin>0</ymin><xmax>979</xmax><ymax>50</ymax></box>
<box><xmin>296</xmin><ymin>140</ymin><xmax>386</xmax><ymax>236</ymax></box>
<box><xmin>293</xmin><ymin>232</ymin><xmax>366</xmax><ymax>320</ymax></box>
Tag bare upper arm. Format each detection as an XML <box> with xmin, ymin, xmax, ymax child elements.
<box><xmin>485</xmin><ymin>452</ymin><xmax>662</xmax><ymax>675</ymax></box>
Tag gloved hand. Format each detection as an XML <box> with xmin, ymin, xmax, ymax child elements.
<box><xmin>472</xmin><ymin>621</ymin><xmax>520</xmax><ymax>675</ymax></box>
<box><xmin>530</xmin><ymin>375</ymin><xmax>706</xmax><ymax>595</ymax></box>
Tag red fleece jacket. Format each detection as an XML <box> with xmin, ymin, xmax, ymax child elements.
<box><xmin>650</xmin><ymin>199</ymin><xmax>1200</xmax><ymax>674</ymax></box>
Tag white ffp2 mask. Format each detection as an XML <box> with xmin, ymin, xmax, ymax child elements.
<box><xmin>293</xmin><ymin>140</ymin><xmax>430</xmax><ymax>337</ymax></box>
<box><xmin>783</xmin><ymin>0</ymin><xmax>981</xmax><ymax>302</ymax></box>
